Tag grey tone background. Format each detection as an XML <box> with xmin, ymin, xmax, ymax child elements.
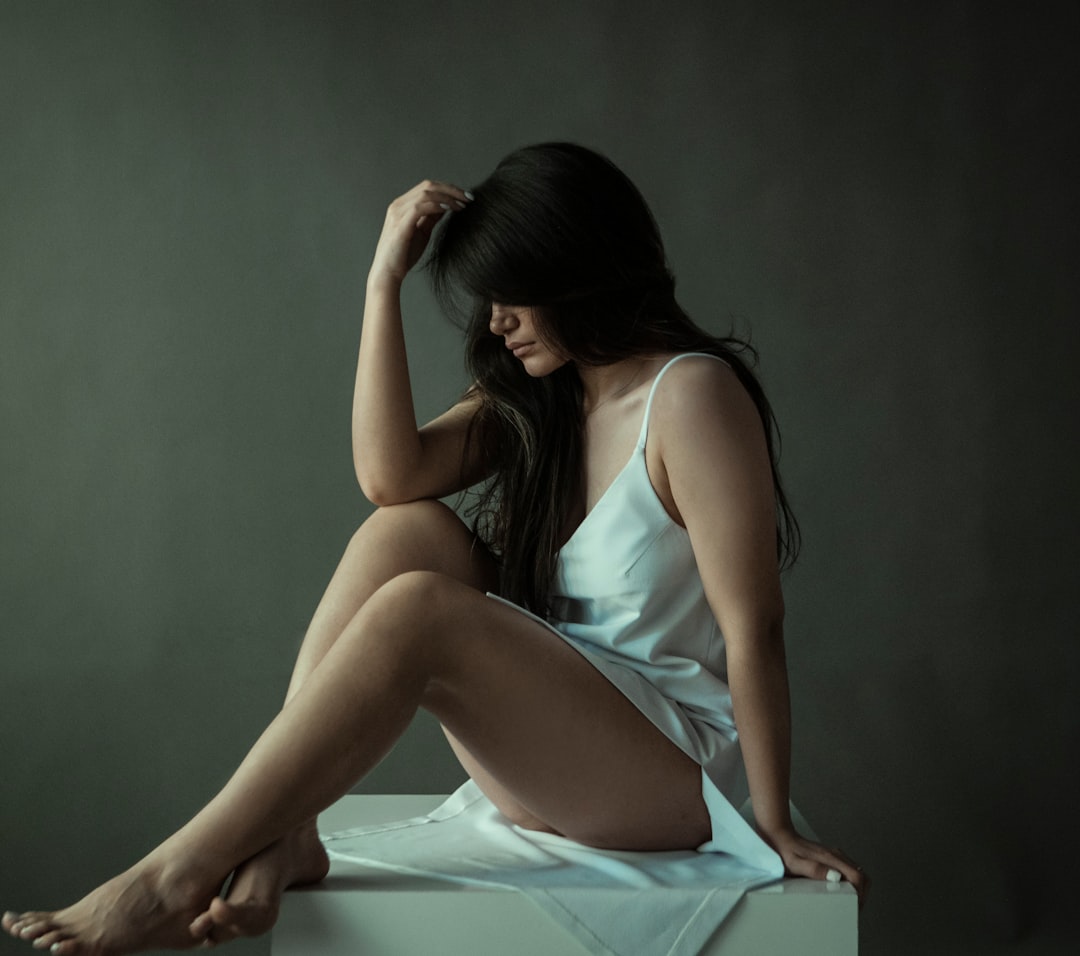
<box><xmin>1</xmin><ymin>2</ymin><xmax>1076</xmax><ymax>954</ymax></box>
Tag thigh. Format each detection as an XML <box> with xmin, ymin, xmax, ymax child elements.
<box><xmin>290</xmin><ymin>500</ymin><xmax>499</xmax><ymax>698</ymax></box>
<box><xmin>397</xmin><ymin>575</ymin><xmax>710</xmax><ymax>852</ymax></box>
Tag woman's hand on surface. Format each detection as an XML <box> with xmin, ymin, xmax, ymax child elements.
<box><xmin>763</xmin><ymin>826</ymin><xmax>870</xmax><ymax>906</ymax></box>
<box><xmin>369</xmin><ymin>180</ymin><xmax>472</xmax><ymax>288</ymax></box>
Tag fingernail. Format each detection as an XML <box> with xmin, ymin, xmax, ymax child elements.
<box><xmin>825</xmin><ymin>868</ymin><xmax>842</xmax><ymax>883</ymax></box>
<box><xmin>464</xmin><ymin>190</ymin><xmax>475</xmax><ymax>200</ymax></box>
<box><xmin>439</xmin><ymin>203</ymin><xmax>451</xmax><ymax>211</ymax></box>
<box><xmin>454</xmin><ymin>200</ymin><xmax>466</xmax><ymax>210</ymax></box>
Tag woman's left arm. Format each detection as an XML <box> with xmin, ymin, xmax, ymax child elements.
<box><xmin>655</xmin><ymin>359</ymin><xmax>868</xmax><ymax>904</ymax></box>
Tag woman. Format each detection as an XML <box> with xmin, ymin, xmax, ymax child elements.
<box><xmin>3</xmin><ymin>143</ymin><xmax>866</xmax><ymax>955</ymax></box>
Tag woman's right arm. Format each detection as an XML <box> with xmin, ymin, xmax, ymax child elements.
<box><xmin>352</xmin><ymin>181</ymin><xmax>483</xmax><ymax>505</ymax></box>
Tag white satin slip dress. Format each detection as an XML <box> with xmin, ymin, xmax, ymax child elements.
<box><xmin>488</xmin><ymin>351</ymin><xmax>781</xmax><ymax>870</ymax></box>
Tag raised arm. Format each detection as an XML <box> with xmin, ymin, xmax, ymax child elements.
<box><xmin>353</xmin><ymin>181</ymin><xmax>484</xmax><ymax>505</ymax></box>
<box><xmin>653</xmin><ymin>358</ymin><xmax>868</xmax><ymax>903</ymax></box>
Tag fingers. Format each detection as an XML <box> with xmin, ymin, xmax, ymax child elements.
<box><xmin>777</xmin><ymin>836</ymin><xmax>870</xmax><ymax>907</ymax></box>
<box><xmin>409</xmin><ymin>179</ymin><xmax>473</xmax><ymax>206</ymax></box>
<box><xmin>393</xmin><ymin>180</ymin><xmax>472</xmax><ymax>222</ymax></box>
<box><xmin>846</xmin><ymin>862</ymin><xmax>871</xmax><ymax>905</ymax></box>
<box><xmin>817</xmin><ymin>845</ymin><xmax>869</xmax><ymax>899</ymax></box>
<box><xmin>371</xmin><ymin>180</ymin><xmax>474</xmax><ymax>284</ymax></box>
<box><xmin>815</xmin><ymin>853</ymin><xmax>870</xmax><ymax>908</ymax></box>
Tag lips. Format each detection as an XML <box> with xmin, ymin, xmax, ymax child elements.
<box><xmin>506</xmin><ymin>341</ymin><xmax>534</xmax><ymax>357</ymax></box>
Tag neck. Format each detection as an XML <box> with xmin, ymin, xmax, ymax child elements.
<box><xmin>578</xmin><ymin>356</ymin><xmax>655</xmax><ymax>415</ymax></box>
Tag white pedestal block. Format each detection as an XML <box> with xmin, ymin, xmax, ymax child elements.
<box><xmin>272</xmin><ymin>795</ymin><xmax>857</xmax><ymax>956</ymax></box>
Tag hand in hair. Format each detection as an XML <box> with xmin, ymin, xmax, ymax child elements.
<box><xmin>370</xmin><ymin>180</ymin><xmax>472</xmax><ymax>287</ymax></box>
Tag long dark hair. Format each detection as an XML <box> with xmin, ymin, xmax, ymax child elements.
<box><xmin>429</xmin><ymin>143</ymin><xmax>799</xmax><ymax>614</ymax></box>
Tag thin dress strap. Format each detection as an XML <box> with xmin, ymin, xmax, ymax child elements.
<box><xmin>636</xmin><ymin>352</ymin><xmax>728</xmax><ymax>447</ymax></box>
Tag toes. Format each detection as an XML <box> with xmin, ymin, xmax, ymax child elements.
<box><xmin>192</xmin><ymin>902</ymin><xmax>244</xmax><ymax>946</ymax></box>
<box><xmin>193</xmin><ymin>896</ymin><xmax>277</xmax><ymax>947</ymax></box>
<box><xmin>207</xmin><ymin>898</ymin><xmax>234</xmax><ymax>923</ymax></box>
<box><xmin>6</xmin><ymin>913</ymin><xmax>59</xmax><ymax>941</ymax></box>
<box><xmin>18</xmin><ymin>919</ymin><xmax>53</xmax><ymax>941</ymax></box>
<box><xmin>31</xmin><ymin>929</ymin><xmax>68</xmax><ymax>951</ymax></box>
<box><xmin>206</xmin><ymin>897</ymin><xmax>275</xmax><ymax>941</ymax></box>
<box><xmin>209</xmin><ymin>924</ymin><xmax>241</xmax><ymax>945</ymax></box>
<box><xmin>206</xmin><ymin>900</ymin><xmax>243</xmax><ymax>943</ymax></box>
<box><xmin>189</xmin><ymin>911</ymin><xmax>214</xmax><ymax>940</ymax></box>
<box><xmin>5</xmin><ymin>915</ymin><xmax>28</xmax><ymax>937</ymax></box>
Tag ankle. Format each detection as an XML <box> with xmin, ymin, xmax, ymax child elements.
<box><xmin>139</xmin><ymin>845</ymin><xmax>226</xmax><ymax>903</ymax></box>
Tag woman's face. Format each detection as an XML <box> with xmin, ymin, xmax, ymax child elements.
<box><xmin>489</xmin><ymin>303</ymin><xmax>568</xmax><ymax>377</ymax></box>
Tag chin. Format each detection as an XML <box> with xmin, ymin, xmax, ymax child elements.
<box><xmin>522</xmin><ymin>356</ymin><xmax>567</xmax><ymax>378</ymax></box>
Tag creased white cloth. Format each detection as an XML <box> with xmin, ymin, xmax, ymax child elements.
<box><xmin>322</xmin><ymin>780</ymin><xmax>784</xmax><ymax>956</ymax></box>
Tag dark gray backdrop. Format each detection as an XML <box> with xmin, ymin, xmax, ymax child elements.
<box><xmin>2</xmin><ymin>3</ymin><xmax>1076</xmax><ymax>955</ymax></box>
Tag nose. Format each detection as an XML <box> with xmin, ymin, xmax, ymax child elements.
<box><xmin>489</xmin><ymin>305</ymin><xmax>519</xmax><ymax>336</ymax></box>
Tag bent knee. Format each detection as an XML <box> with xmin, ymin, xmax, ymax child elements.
<box><xmin>362</xmin><ymin>571</ymin><xmax>475</xmax><ymax>650</ymax></box>
<box><xmin>354</xmin><ymin>499</ymin><xmax>458</xmax><ymax>542</ymax></box>
<box><xmin>335</xmin><ymin>571</ymin><xmax>476</xmax><ymax>680</ymax></box>
<box><xmin>348</xmin><ymin>502</ymin><xmax>498</xmax><ymax>592</ymax></box>
<box><xmin>379</xmin><ymin>567</ymin><xmax>461</xmax><ymax>602</ymax></box>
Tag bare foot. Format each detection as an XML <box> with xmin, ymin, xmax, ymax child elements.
<box><xmin>188</xmin><ymin>822</ymin><xmax>329</xmax><ymax>944</ymax></box>
<box><xmin>2</xmin><ymin>854</ymin><xmax>221</xmax><ymax>955</ymax></box>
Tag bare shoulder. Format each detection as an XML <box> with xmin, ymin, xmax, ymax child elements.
<box><xmin>643</xmin><ymin>353</ymin><xmax>773</xmax><ymax>533</ymax></box>
<box><xmin>649</xmin><ymin>354</ymin><xmax>760</xmax><ymax>436</ymax></box>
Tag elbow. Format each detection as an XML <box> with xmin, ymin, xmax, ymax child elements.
<box><xmin>359</xmin><ymin>483</ymin><xmax>400</xmax><ymax>508</ymax></box>
<box><xmin>354</xmin><ymin>460</ymin><xmax>407</xmax><ymax>507</ymax></box>
<box><xmin>356</xmin><ymin>474</ymin><xmax>409</xmax><ymax>508</ymax></box>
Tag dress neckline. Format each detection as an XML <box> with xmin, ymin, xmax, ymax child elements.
<box><xmin>560</xmin><ymin>445</ymin><xmax>643</xmax><ymax>549</ymax></box>
<box><xmin>558</xmin><ymin>352</ymin><xmax>726</xmax><ymax>550</ymax></box>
